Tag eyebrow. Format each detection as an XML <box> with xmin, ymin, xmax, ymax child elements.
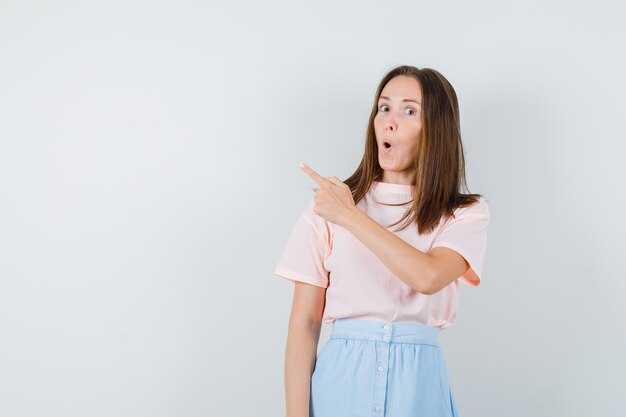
<box><xmin>378</xmin><ymin>95</ymin><xmax>422</xmax><ymax>106</ymax></box>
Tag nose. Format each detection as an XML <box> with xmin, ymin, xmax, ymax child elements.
<box><xmin>384</xmin><ymin>120</ymin><xmax>396</xmax><ymax>132</ymax></box>
<box><xmin>383</xmin><ymin>111</ymin><xmax>398</xmax><ymax>132</ymax></box>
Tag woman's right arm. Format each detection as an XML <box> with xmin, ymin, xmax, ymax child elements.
<box><xmin>284</xmin><ymin>281</ymin><xmax>327</xmax><ymax>417</ymax></box>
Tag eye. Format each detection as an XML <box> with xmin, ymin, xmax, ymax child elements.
<box><xmin>378</xmin><ymin>104</ymin><xmax>417</xmax><ymax>116</ymax></box>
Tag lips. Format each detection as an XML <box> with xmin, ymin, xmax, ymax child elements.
<box><xmin>382</xmin><ymin>140</ymin><xmax>393</xmax><ymax>154</ymax></box>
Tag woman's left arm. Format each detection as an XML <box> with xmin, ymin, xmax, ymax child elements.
<box><xmin>299</xmin><ymin>162</ymin><xmax>469</xmax><ymax>295</ymax></box>
<box><xmin>341</xmin><ymin>208</ymin><xmax>469</xmax><ymax>294</ymax></box>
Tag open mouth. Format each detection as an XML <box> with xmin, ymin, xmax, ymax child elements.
<box><xmin>381</xmin><ymin>141</ymin><xmax>393</xmax><ymax>155</ymax></box>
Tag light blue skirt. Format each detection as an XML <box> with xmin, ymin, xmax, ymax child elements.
<box><xmin>310</xmin><ymin>318</ymin><xmax>459</xmax><ymax>417</ymax></box>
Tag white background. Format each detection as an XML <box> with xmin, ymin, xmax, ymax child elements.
<box><xmin>1</xmin><ymin>1</ymin><xmax>624</xmax><ymax>416</ymax></box>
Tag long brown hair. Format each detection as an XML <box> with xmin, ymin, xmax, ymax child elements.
<box><xmin>343</xmin><ymin>65</ymin><xmax>484</xmax><ymax>235</ymax></box>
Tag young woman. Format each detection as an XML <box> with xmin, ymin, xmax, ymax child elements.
<box><xmin>274</xmin><ymin>65</ymin><xmax>490</xmax><ymax>417</ymax></box>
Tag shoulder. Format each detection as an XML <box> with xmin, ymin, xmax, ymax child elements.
<box><xmin>452</xmin><ymin>196</ymin><xmax>490</xmax><ymax>220</ymax></box>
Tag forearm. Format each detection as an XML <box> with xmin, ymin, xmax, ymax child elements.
<box><xmin>285</xmin><ymin>323</ymin><xmax>321</xmax><ymax>417</ymax></box>
<box><xmin>341</xmin><ymin>207</ymin><xmax>435</xmax><ymax>294</ymax></box>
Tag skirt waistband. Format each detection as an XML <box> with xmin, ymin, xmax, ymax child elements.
<box><xmin>329</xmin><ymin>318</ymin><xmax>439</xmax><ymax>347</ymax></box>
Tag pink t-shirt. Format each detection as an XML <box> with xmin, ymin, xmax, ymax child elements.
<box><xmin>273</xmin><ymin>180</ymin><xmax>491</xmax><ymax>329</ymax></box>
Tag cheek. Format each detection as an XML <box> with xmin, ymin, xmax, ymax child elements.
<box><xmin>401</xmin><ymin>135</ymin><xmax>420</xmax><ymax>152</ymax></box>
<box><xmin>407</xmin><ymin>124</ymin><xmax>422</xmax><ymax>143</ymax></box>
<box><xmin>406</xmin><ymin>118</ymin><xmax>422</xmax><ymax>130</ymax></box>
<box><xmin>373</xmin><ymin>125</ymin><xmax>384</xmax><ymax>141</ymax></box>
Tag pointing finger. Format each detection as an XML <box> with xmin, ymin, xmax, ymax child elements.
<box><xmin>299</xmin><ymin>162</ymin><xmax>331</xmax><ymax>187</ymax></box>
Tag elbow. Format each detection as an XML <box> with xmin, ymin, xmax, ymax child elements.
<box><xmin>409</xmin><ymin>253</ymin><xmax>441</xmax><ymax>295</ymax></box>
<box><xmin>412</xmin><ymin>271</ymin><xmax>439</xmax><ymax>295</ymax></box>
<box><xmin>418</xmin><ymin>284</ymin><xmax>437</xmax><ymax>296</ymax></box>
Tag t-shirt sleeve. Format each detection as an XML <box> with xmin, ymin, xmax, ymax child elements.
<box><xmin>273</xmin><ymin>196</ymin><xmax>332</xmax><ymax>288</ymax></box>
<box><xmin>430</xmin><ymin>197</ymin><xmax>491</xmax><ymax>287</ymax></box>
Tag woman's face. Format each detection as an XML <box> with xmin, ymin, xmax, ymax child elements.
<box><xmin>373</xmin><ymin>75</ymin><xmax>423</xmax><ymax>184</ymax></box>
